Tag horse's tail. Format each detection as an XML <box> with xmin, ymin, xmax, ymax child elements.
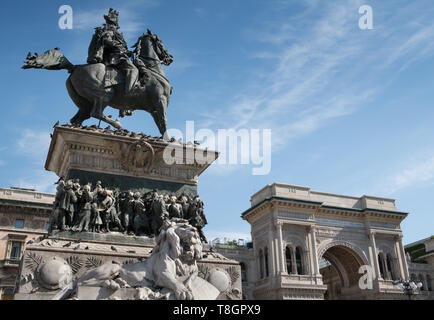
<box><xmin>22</xmin><ymin>48</ymin><xmax>75</xmax><ymax>72</ymax></box>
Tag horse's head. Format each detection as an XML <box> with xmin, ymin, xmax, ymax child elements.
<box><xmin>135</xmin><ymin>29</ymin><xmax>173</xmax><ymax>66</ymax></box>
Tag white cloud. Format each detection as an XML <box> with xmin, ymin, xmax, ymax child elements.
<box><xmin>385</xmin><ymin>24</ymin><xmax>434</xmax><ymax>71</ymax></box>
<box><xmin>201</xmin><ymin>0</ymin><xmax>434</xmax><ymax>159</ymax></box>
<box><xmin>377</xmin><ymin>156</ymin><xmax>434</xmax><ymax>195</ymax></box>
<box><xmin>74</xmin><ymin>1</ymin><xmax>160</xmax><ymax>42</ymax></box>
<box><xmin>203</xmin><ymin>1</ymin><xmax>369</xmax><ymax>151</ymax></box>
<box><xmin>12</xmin><ymin>170</ymin><xmax>57</xmax><ymax>194</ymax></box>
<box><xmin>17</xmin><ymin>129</ymin><xmax>51</xmax><ymax>159</ymax></box>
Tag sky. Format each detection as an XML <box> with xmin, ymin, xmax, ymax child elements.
<box><xmin>1</xmin><ymin>0</ymin><xmax>434</xmax><ymax>245</ymax></box>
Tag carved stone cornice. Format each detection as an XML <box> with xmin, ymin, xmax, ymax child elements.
<box><xmin>45</xmin><ymin>126</ymin><xmax>219</xmax><ymax>186</ymax></box>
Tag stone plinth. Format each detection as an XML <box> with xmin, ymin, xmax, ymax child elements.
<box><xmin>15</xmin><ymin>232</ymin><xmax>242</xmax><ymax>300</ymax></box>
<box><xmin>45</xmin><ymin>126</ymin><xmax>219</xmax><ymax>196</ymax></box>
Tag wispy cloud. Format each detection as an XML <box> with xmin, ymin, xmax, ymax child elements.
<box><xmin>384</xmin><ymin>24</ymin><xmax>434</xmax><ymax>71</ymax></box>
<box><xmin>12</xmin><ymin>170</ymin><xmax>57</xmax><ymax>194</ymax></box>
<box><xmin>202</xmin><ymin>1</ymin><xmax>370</xmax><ymax>152</ymax></box>
<box><xmin>17</xmin><ymin>129</ymin><xmax>51</xmax><ymax>159</ymax></box>
<box><xmin>376</xmin><ymin>156</ymin><xmax>434</xmax><ymax>195</ymax></box>
<box><xmin>13</xmin><ymin>130</ymin><xmax>55</xmax><ymax>193</ymax></box>
<box><xmin>201</xmin><ymin>0</ymin><xmax>434</xmax><ymax>157</ymax></box>
<box><xmin>74</xmin><ymin>0</ymin><xmax>160</xmax><ymax>42</ymax></box>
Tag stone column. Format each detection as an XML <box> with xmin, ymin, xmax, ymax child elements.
<box><xmin>369</xmin><ymin>231</ymin><xmax>381</xmax><ymax>280</ymax></box>
<box><xmin>268</xmin><ymin>225</ymin><xmax>276</xmax><ymax>276</ymax></box>
<box><xmin>309</xmin><ymin>226</ymin><xmax>320</xmax><ymax>276</ymax></box>
<box><xmin>277</xmin><ymin>221</ymin><xmax>286</xmax><ymax>274</ymax></box>
<box><xmin>397</xmin><ymin>235</ymin><xmax>410</xmax><ymax>280</ymax></box>
<box><xmin>393</xmin><ymin>237</ymin><xmax>404</xmax><ymax>280</ymax></box>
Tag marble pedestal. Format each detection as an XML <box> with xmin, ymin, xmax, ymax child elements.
<box><xmin>45</xmin><ymin>126</ymin><xmax>219</xmax><ymax>196</ymax></box>
<box><xmin>15</xmin><ymin>231</ymin><xmax>242</xmax><ymax>300</ymax></box>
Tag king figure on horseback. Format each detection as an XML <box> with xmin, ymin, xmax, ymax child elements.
<box><xmin>22</xmin><ymin>8</ymin><xmax>174</xmax><ymax>138</ymax></box>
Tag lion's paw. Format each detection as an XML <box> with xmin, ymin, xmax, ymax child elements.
<box><xmin>174</xmin><ymin>286</ymin><xmax>193</xmax><ymax>300</ymax></box>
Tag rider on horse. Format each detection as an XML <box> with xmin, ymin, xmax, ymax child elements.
<box><xmin>87</xmin><ymin>8</ymin><xmax>138</xmax><ymax>97</ymax></box>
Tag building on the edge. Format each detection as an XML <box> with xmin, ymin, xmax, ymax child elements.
<box><xmin>213</xmin><ymin>183</ymin><xmax>434</xmax><ymax>300</ymax></box>
<box><xmin>404</xmin><ymin>236</ymin><xmax>434</xmax><ymax>294</ymax></box>
<box><xmin>0</xmin><ymin>188</ymin><xmax>53</xmax><ymax>300</ymax></box>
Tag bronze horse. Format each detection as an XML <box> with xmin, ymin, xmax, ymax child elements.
<box><xmin>22</xmin><ymin>30</ymin><xmax>173</xmax><ymax>138</ymax></box>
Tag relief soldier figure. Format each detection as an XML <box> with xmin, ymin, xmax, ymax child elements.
<box><xmin>168</xmin><ymin>195</ymin><xmax>183</xmax><ymax>219</ymax></box>
<box><xmin>57</xmin><ymin>180</ymin><xmax>78</xmax><ymax>231</ymax></box>
<box><xmin>49</xmin><ymin>178</ymin><xmax>65</xmax><ymax>232</ymax></box>
<box><xmin>72</xmin><ymin>184</ymin><xmax>94</xmax><ymax>232</ymax></box>
<box><xmin>72</xmin><ymin>179</ymin><xmax>82</xmax><ymax>226</ymax></box>
<box><xmin>132</xmin><ymin>192</ymin><xmax>150</xmax><ymax>235</ymax></box>
<box><xmin>150</xmin><ymin>190</ymin><xmax>169</xmax><ymax>236</ymax></box>
<box><xmin>179</xmin><ymin>194</ymin><xmax>190</xmax><ymax>219</ymax></box>
<box><xmin>188</xmin><ymin>196</ymin><xmax>208</xmax><ymax>243</ymax></box>
<box><xmin>122</xmin><ymin>191</ymin><xmax>135</xmax><ymax>235</ymax></box>
<box><xmin>98</xmin><ymin>189</ymin><xmax>123</xmax><ymax>233</ymax></box>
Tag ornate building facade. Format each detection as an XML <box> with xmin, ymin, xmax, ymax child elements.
<box><xmin>215</xmin><ymin>183</ymin><xmax>434</xmax><ymax>300</ymax></box>
<box><xmin>0</xmin><ymin>188</ymin><xmax>53</xmax><ymax>299</ymax></box>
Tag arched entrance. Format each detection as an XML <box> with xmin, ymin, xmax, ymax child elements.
<box><xmin>319</xmin><ymin>244</ymin><xmax>367</xmax><ymax>300</ymax></box>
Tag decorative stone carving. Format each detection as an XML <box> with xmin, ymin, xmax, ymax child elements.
<box><xmin>71</xmin><ymin>219</ymin><xmax>224</xmax><ymax>300</ymax></box>
<box><xmin>46</xmin><ymin>126</ymin><xmax>218</xmax><ymax>189</ymax></box>
<box><xmin>36</xmin><ymin>256</ymin><xmax>73</xmax><ymax>290</ymax></box>
<box><xmin>317</xmin><ymin>240</ymin><xmax>369</xmax><ymax>265</ymax></box>
<box><xmin>49</xmin><ymin>179</ymin><xmax>208</xmax><ymax>241</ymax></box>
<box><xmin>66</xmin><ymin>256</ymin><xmax>84</xmax><ymax>274</ymax></box>
<box><xmin>25</xmin><ymin>252</ymin><xmax>43</xmax><ymax>272</ymax></box>
<box><xmin>0</xmin><ymin>216</ymin><xmax>10</xmax><ymax>226</ymax></box>
<box><xmin>117</xmin><ymin>139</ymin><xmax>154</xmax><ymax>174</ymax></box>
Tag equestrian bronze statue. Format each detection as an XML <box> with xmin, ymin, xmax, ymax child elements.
<box><xmin>22</xmin><ymin>8</ymin><xmax>174</xmax><ymax>138</ymax></box>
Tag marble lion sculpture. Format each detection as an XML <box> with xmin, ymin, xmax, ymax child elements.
<box><xmin>74</xmin><ymin>219</ymin><xmax>221</xmax><ymax>300</ymax></box>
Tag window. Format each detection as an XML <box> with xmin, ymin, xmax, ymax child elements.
<box><xmin>386</xmin><ymin>254</ymin><xmax>396</xmax><ymax>280</ymax></box>
<box><xmin>427</xmin><ymin>275</ymin><xmax>432</xmax><ymax>291</ymax></box>
<box><xmin>378</xmin><ymin>253</ymin><xmax>385</xmax><ymax>279</ymax></box>
<box><xmin>286</xmin><ymin>247</ymin><xmax>293</xmax><ymax>274</ymax></box>
<box><xmin>296</xmin><ymin>247</ymin><xmax>303</xmax><ymax>275</ymax></box>
<box><xmin>418</xmin><ymin>274</ymin><xmax>424</xmax><ymax>291</ymax></box>
<box><xmin>259</xmin><ymin>249</ymin><xmax>264</xmax><ymax>279</ymax></box>
<box><xmin>240</xmin><ymin>263</ymin><xmax>247</xmax><ymax>282</ymax></box>
<box><xmin>1</xmin><ymin>288</ymin><xmax>14</xmax><ymax>300</ymax></box>
<box><xmin>10</xmin><ymin>241</ymin><xmax>22</xmax><ymax>260</ymax></box>
<box><xmin>264</xmin><ymin>247</ymin><xmax>269</xmax><ymax>277</ymax></box>
<box><xmin>14</xmin><ymin>219</ymin><xmax>24</xmax><ymax>229</ymax></box>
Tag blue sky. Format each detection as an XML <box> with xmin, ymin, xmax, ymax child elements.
<box><xmin>1</xmin><ymin>0</ymin><xmax>434</xmax><ymax>244</ymax></box>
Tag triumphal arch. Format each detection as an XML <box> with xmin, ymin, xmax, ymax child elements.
<box><xmin>241</xmin><ymin>183</ymin><xmax>409</xmax><ymax>299</ymax></box>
